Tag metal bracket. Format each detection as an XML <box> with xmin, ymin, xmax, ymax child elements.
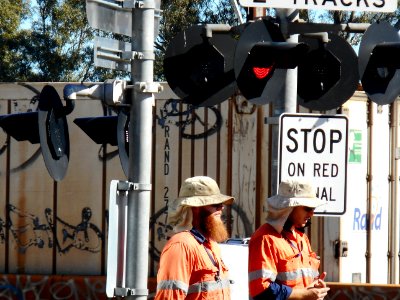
<box><xmin>121</xmin><ymin>0</ymin><xmax>137</xmax><ymax>9</ymax></box>
<box><xmin>302</xmin><ymin>32</ymin><xmax>330</xmax><ymax>44</ymax></box>
<box><xmin>134</xmin><ymin>82</ymin><xmax>163</xmax><ymax>93</ymax></box>
<box><xmin>121</xmin><ymin>50</ymin><xmax>155</xmax><ymax>61</ymax></box>
<box><xmin>264</xmin><ymin>117</ymin><xmax>280</xmax><ymax>125</ymax></box>
<box><xmin>287</xmin><ymin>21</ymin><xmax>370</xmax><ymax>35</ymax></box>
<box><xmin>203</xmin><ymin>24</ymin><xmax>232</xmax><ymax>38</ymax></box>
<box><xmin>117</xmin><ymin>181</ymin><xmax>152</xmax><ymax>192</ymax></box>
<box><xmin>114</xmin><ymin>287</ymin><xmax>149</xmax><ymax>297</ymax></box>
<box><xmin>137</xmin><ymin>0</ymin><xmax>156</xmax><ymax>9</ymax></box>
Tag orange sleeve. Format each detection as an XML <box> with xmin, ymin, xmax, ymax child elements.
<box><xmin>155</xmin><ymin>241</ymin><xmax>193</xmax><ymax>300</ymax></box>
<box><xmin>248</xmin><ymin>233</ymin><xmax>278</xmax><ymax>297</ymax></box>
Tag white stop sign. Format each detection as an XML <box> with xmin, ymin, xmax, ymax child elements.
<box><xmin>278</xmin><ymin>113</ymin><xmax>348</xmax><ymax>215</ymax></box>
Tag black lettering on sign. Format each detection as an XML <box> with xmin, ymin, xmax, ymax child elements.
<box><xmin>340</xmin><ymin>0</ymin><xmax>352</xmax><ymax>6</ymax></box>
<box><xmin>373</xmin><ymin>0</ymin><xmax>385</xmax><ymax>8</ymax></box>
<box><xmin>301</xmin><ymin>128</ymin><xmax>312</xmax><ymax>153</ymax></box>
<box><xmin>286</xmin><ymin>128</ymin><xmax>299</xmax><ymax>153</ymax></box>
<box><xmin>295</xmin><ymin>0</ymin><xmax>318</xmax><ymax>4</ymax></box>
<box><xmin>322</xmin><ymin>0</ymin><xmax>338</xmax><ymax>5</ymax></box>
<box><xmin>316</xmin><ymin>187</ymin><xmax>337</xmax><ymax>201</ymax></box>
<box><xmin>164</xmin><ymin>163</ymin><xmax>169</xmax><ymax>175</ymax></box>
<box><xmin>287</xmin><ymin>128</ymin><xmax>343</xmax><ymax>154</ymax></box>
<box><xmin>313</xmin><ymin>129</ymin><xmax>326</xmax><ymax>154</ymax></box>
<box><xmin>164</xmin><ymin>186</ymin><xmax>169</xmax><ymax>201</ymax></box>
<box><xmin>164</xmin><ymin>145</ymin><xmax>170</xmax><ymax>163</ymax></box>
<box><xmin>330</xmin><ymin>129</ymin><xmax>342</xmax><ymax>153</ymax></box>
<box><xmin>164</xmin><ymin>124</ymin><xmax>170</xmax><ymax>137</ymax></box>
<box><xmin>164</xmin><ymin>136</ymin><xmax>170</xmax><ymax>151</ymax></box>
<box><xmin>357</xmin><ymin>0</ymin><xmax>369</xmax><ymax>6</ymax></box>
<box><xmin>313</xmin><ymin>163</ymin><xmax>339</xmax><ymax>177</ymax></box>
<box><xmin>293</xmin><ymin>0</ymin><xmax>385</xmax><ymax>9</ymax></box>
<box><xmin>164</xmin><ymin>125</ymin><xmax>170</xmax><ymax>175</ymax></box>
<box><xmin>287</xmin><ymin>162</ymin><xmax>305</xmax><ymax>177</ymax></box>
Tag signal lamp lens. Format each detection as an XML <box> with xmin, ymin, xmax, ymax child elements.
<box><xmin>253</xmin><ymin>66</ymin><xmax>274</xmax><ymax>79</ymax></box>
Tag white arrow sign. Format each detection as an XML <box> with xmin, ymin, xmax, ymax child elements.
<box><xmin>278</xmin><ymin>113</ymin><xmax>348</xmax><ymax>215</ymax></box>
<box><xmin>239</xmin><ymin>0</ymin><xmax>397</xmax><ymax>12</ymax></box>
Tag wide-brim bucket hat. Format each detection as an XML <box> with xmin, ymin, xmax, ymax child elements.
<box><xmin>267</xmin><ymin>180</ymin><xmax>323</xmax><ymax>210</ymax></box>
<box><xmin>168</xmin><ymin>176</ymin><xmax>234</xmax><ymax>232</ymax></box>
<box><xmin>266</xmin><ymin>179</ymin><xmax>324</xmax><ymax>233</ymax></box>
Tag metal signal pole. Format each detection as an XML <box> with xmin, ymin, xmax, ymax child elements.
<box><xmin>125</xmin><ymin>1</ymin><xmax>158</xmax><ymax>299</ymax></box>
<box><xmin>270</xmin><ymin>8</ymin><xmax>299</xmax><ymax>195</ymax></box>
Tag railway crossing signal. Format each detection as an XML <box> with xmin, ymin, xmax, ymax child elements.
<box><xmin>0</xmin><ymin>85</ymin><xmax>71</xmax><ymax>181</ymax></box>
<box><xmin>358</xmin><ymin>21</ymin><xmax>400</xmax><ymax>105</ymax></box>
<box><xmin>164</xmin><ymin>24</ymin><xmax>238</xmax><ymax>107</ymax></box>
<box><xmin>297</xmin><ymin>33</ymin><xmax>359</xmax><ymax>111</ymax></box>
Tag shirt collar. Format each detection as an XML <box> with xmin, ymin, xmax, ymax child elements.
<box><xmin>190</xmin><ymin>228</ymin><xmax>207</xmax><ymax>244</ymax></box>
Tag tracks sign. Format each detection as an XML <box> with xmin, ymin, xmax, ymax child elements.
<box><xmin>239</xmin><ymin>0</ymin><xmax>397</xmax><ymax>12</ymax></box>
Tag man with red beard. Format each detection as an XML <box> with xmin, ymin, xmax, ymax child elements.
<box><xmin>155</xmin><ymin>176</ymin><xmax>234</xmax><ymax>300</ymax></box>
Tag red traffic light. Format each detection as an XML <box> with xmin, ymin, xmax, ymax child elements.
<box><xmin>236</xmin><ymin>41</ymin><xmax>308</xmax><ymax>102</ymax></box>
<box><xmin>253</xmin><ymin>66</ymin><xmax>274</xmax><ymax>79</ymax></box>
<box><xmin>234</xmin><ymin>19</ymin><xmax>309</xmax><ymax>104</ymax></box>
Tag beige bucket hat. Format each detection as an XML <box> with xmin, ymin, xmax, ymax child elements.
<box><xmin>168</xmin><ymin>176</ymin><xmax>234</xmax><ymax>232</ymax></box>
<box><xmin>268</xmin><ymin>180</ymin><xmax>323</xmax><ymax>210</ymax></box>
<box><xmin>266</xmin><ymin>179</ymin><xmax>323</xmax><ymax>233</ymax></box>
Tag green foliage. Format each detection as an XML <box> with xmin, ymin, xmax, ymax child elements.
<box><xmin>0</xmin><ymin>0</ymin><xmax>125</xmax><ymax>82</ymax></box>
<box><xmin>309</xmin><ymin>8</ymin><xmax>400</xmax><ymax>45</ymax></box>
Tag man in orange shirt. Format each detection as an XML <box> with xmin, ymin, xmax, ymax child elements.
<box><xmin>248</xmin><ymin>180</ymin><xmax>330</xmax><ymax>300</ymax></box>
<box><xmin>155</xmin><ymin>176</ymin><xmax>234</xmax><ymax>300</ymax></box>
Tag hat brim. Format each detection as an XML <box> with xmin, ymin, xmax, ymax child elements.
<box><xmin>267</xmin><ymin>194</ymin><xmax>324</xmax><ymax>210</ymax></box>
<box><xmin>178</xmin><ymin>194</ymin><xmax>234</xmax><ymax>207</ymax></box>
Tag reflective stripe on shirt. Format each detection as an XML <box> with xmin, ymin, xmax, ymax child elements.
<box><xmin>249</xmin><ymin>266</ymin><xmax>318</xmax><ymax>283</ymax></box>
<box><xmin>188</xmin><ymin>278</ymin><xmax>231</xmax><ymax>294</ymax></box>
<box><xmin>157</xmin><ymin>280</ymin><xmax>189</xmax><ymax>294</ymax></box>
<box><xmin>276</xmin><ymin>267</ymin><xmax>319</xmax><ymax>282</ymax></box>
<box><xmin>248</xmin><ymin>268</ymin><xmax>276</xmax><ymax>282</ymax></box>
<box><xmin>157</xmin><ymin>278</ymin><xmax>230</xmax><ymax>295</ymax></box>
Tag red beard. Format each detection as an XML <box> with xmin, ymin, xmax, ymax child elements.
<box><xmin>200</xmin><ymin>210</ymin><xmax>229</xmax><ymax>242</ymax></box>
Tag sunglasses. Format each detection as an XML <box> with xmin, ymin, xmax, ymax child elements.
<box><xmin>210</xmin><ymin>203</ymin><xmax>224</xmax><ymax>208</ymax></box>
<box><xmin>303</xmin><ymin>206</ymin><xmax>315</xmax><ymax>213</ymax></box>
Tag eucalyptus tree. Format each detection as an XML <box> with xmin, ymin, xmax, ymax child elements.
<box><xmin>0</xmin><ymin>0</ymin><xmax>125</xmax><ymax>82</ymax></box>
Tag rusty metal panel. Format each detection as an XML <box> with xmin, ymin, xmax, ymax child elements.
<box><xmin>7</xmin><ymin>99</ymin><xmax>54</xmax><ymax>274</ymax></box>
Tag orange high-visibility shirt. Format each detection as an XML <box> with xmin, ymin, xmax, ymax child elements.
<box><xmin>155</xmin><ymin>230</ymin><xmax>231</xmax><ymax>300</ymax></box>
<box><xmin>248</xmin><ymin>223</ymin><xmax>320</xmax><ymax>298</ymax></box>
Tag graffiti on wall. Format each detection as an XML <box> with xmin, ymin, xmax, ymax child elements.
<box><xmin>1</xmin><ymin>205</ymin><xmax>103</xmax><ymax>254</ymax></box>
<box><xmin>156</xmin><ymin>99</ymin><xmax>223</xmax><ymax>139</ymax></box>
<box><xmin>0</xmin><ymin>201</ymin><xmax>254</xmax><ymax>262</ymax></box>
<box><xmin>0</xmin><ymin>275</ymin><xmax>107</xmax><ymax>300</ymax></box>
